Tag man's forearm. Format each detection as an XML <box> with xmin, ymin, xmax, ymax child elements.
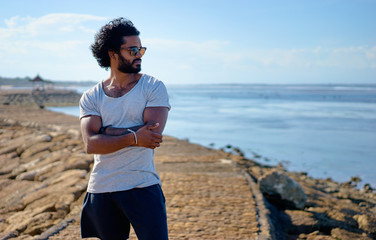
<box><xmin>103</xmin><ymin>107</ymin><xmax>168</xmax><ymax>136</ymax></box>
<box><xmin>85</xmin><ymin>132</ymin><xmax>136</xmax><ymax>154</ymax></box>
<box><xmin>86</xmin><ymin>124</ymin><xmax>163</xmax><ymax>154</ymax></box>
<box><xmin>104</xmin><ymin>125</ymin><xmax>143</xmax><ymax>136</ymax></box>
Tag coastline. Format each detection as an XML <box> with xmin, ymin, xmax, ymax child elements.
<box><xmin>5</xmin><ymin>86</ymin><xmax>376</xmax><ymax>188</ymax></box>
<box><xmin>0</xmin><ymin>91</ymin><xmax>375</xmax><ymax>239</ymax></box>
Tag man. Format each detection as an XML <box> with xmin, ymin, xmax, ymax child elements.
<box><xmin>79</xmin><ymin>17</ymin><xmax>170</xmax><ymax>240</ymax></box>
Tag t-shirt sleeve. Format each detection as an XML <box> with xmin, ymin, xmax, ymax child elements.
<box><xmin>146</xmin><ymin>80</ymin><xmax>171</xmax><ymax>110</ymax></box>
<box><xmin>79</xmin><ymin>91</ymin><xmax>101</xmax><ymax>119</ymax></box>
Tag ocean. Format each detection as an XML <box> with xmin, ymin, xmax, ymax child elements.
<box><xmin>48</xmin><ymin>83</ymin><xmax>376</xmax><ymax>187</ymax></box>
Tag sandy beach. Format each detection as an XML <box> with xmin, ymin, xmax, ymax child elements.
<box><xmin>0</xmin><ymin>90</ymin><xmax>375</xmax><ymax>240</ymax></box>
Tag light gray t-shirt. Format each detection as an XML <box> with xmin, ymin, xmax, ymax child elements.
<box><xmin>79</xmin><ymin>74</ymin><xmax>170</xmax><ymax>193</ymax></box>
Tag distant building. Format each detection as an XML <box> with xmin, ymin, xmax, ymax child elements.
<box><xmin>29</xmin><ymin>75</ymin><xmax>54</xmax><ymax>91</ymax></box>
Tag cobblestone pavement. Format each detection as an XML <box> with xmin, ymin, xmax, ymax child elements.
<box><xmin>48</xmin><ymin>136</ymin><xmax>272</xmax><ymax>240</ymax></box>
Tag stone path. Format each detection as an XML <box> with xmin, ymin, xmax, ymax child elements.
<box><xmin>48</xmin><ymin>136</ymin><xmax>273</xmax><ymax>240</ymax></box>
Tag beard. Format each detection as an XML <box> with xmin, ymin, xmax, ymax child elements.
<box><xmin>117</xmin><ymin>54</ymin><xmax>141</xmax><ymax>73</ymax></box>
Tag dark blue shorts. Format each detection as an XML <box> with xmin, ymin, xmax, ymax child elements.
<box><xmin>81</xmin><ymin>184</ymin><xmax>168</xmax><ymax>240</ymax></box>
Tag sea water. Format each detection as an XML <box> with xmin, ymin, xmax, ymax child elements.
<box><xmin>48</xmin><ymin>84</ymin><xmax>376</xmax><ymax>187</ymax></box>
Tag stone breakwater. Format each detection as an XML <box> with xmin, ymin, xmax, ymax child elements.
<box><xmin>0</xmin><ymin>105</ymin><xmax>375</xmax><ymax>239</ymax></box>
<box><xmin>0</xmin><ymin>106</ymin><xmax>273</xmax><ymax>240</ymax></box>
<box><xmin>0</xmin><ymin>108</ymin><xmax>88</xmax><ymax>239</ymax></box>
<box><xmin>0</xmin><ymin>89</ymin><xmax>81</xmax><ymax>108</ymax></box>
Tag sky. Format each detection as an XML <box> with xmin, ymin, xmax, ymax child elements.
<box><xmin>0</xmin><ymin>0</ymin><xmax>375</xmax><ymax>85</ymax></box>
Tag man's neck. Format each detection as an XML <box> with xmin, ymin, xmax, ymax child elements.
<box><xmin>102</xmin><ymin>72</ymin><xmax>142</xmax><ymax>98</ymax></box>
<box><xmin>108</xmin><ymin>71</ymin><xmax>141</xmax><ymax>88</ymax></box>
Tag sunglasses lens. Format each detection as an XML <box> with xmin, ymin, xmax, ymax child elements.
<box><xmin>130</xmin><ymin>47</ymin><xmax>138</xmax><ymax>56</ymax></box>
<box><xmin>124</xmin><ymin>47</ymin><xmax>146</xmax><ymax>56</ymax></box>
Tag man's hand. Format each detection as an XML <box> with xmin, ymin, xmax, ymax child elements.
<box><xmin>135</xmin><ymin>123</ymin><xmax>163</xmax><ymax>149</ymax></box>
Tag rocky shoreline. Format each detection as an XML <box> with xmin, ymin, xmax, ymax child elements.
<box><xmin>233</xmin><ymin>154</ymin><xmax>376</xmax><ymax>239</ymax></box>
<box><xmin>0</xmin><ymin>91</ymin><xmax>375</xmax><ymax>239</ymax></box>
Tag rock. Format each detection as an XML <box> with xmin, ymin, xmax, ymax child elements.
<box><xmin>258</xmin><ymin>170</ymin><xmax>307</xmax><ymax>209</ymax></box>
<box><xmin>361</xmin><ymin>184</ymin><xmax>374</xmax><ymax>193</ymax></box>
<box><xmin>34</xmin><ymin>162</ymin><xmax>65</xmax><ymax>181</ymax></box>
<box><xmin>14</xmin><ymin>133</ymin><xmax>53</xmax><ymax>156</ymax></box>
<box><xmin>22</xmin><ymin>175</ymin><xmax>86</xmax><ymax>207</ymax></box>
<box><xmin>23</xmin><ymin>212</ymin><xmax>54</xmax><ymax>235</ymax></box>
<box><xmin>0</xmin><ymin>153</ymin><xmax>20</xmax><ymax>175</ymax></box>
<box><xmin>20</xmin><ymin>142</ymin><xmax>55</xmax><ymax>159</ymax></box>
<box><xmin>10</xmin><ymin>158</ymin><xmax>43</xmax><ymax>177</ymax></box>
<box><xmin>64</xmin><ymin>155</ymin><xmax>93</xmax><ymax>171</ymax></box>
<box><xmin>3</xmin><ymin>206</ymin><xmax>59</xmax><ymax>237</ymax></box>
<box><xmin>0</xmin><ymin>231</ymin><xmax>18</xmax><ymax>240</ymax></box>
<box><xmin>331</xmin><ymin>227</ymin><xmax>373</xmax><ymax>240</ymax></box>
<box><xmin>0</xmin><ymin>145</ymin><xmax>19</xmax><ymax>156</ymax></box>
<box><xmin>285</xmin><ymin>210</ymin><xmax>318</xmax><ymax>233</ymax></box>
<box><xmin>354</xmin><ymin>214</ymin><xmax>376</xmax><ymax>234</ymax></box>
<box><xmin>16</xmin><ymin>169</ymin><xmax>39</xmax><ymax>181</ymax></box>
<box><xmin>47</xmin><ymin>169</ymin><xmax>87</xmax><ymax>186</ymax></box>
<box><xmin>298</xmin><ymin>231</ymin><xmax>334</xmax><ymax>240</ymax></box>
<box><xmin>0</xmin><ymin>180</ymin><xmax>45</xmax><ymax>214</ymax></box>
<box><xmin>24</xmin><ymin>192</ymin><xmax>75</xmax><ymax>213</ymax></box>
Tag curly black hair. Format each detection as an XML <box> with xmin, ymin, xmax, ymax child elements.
<box><xmin>91</xmin><ymin>17</ymin><xmax>140</xmax><ymax>69</ymax></box>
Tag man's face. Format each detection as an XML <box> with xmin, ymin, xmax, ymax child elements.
<box><xmin>117</xmin><ymin>35</ymin><xmax>143</xmax><ymax>74</ymax></box>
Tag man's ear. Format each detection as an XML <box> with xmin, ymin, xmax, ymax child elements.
<box><xmin>108</xmin><ymin>50</ymin><xmax>116</xmax><ymax>59</ymax></box>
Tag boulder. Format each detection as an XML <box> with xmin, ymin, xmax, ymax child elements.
<box><xmin>258</xmin><ymin>170</ymin><xmax>307</xmax><ymax>209</ymax></box>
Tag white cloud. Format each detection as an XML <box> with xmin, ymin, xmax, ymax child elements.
<box><xmin>0</xmin><ymin>13</ymin><xmax>107</xmax><ymax>39</ymax></box>
<box><xmin>4</xmin><ymin>16</ymin><xmax>21</xmax><ymax>28</ymax></box>
<box><xmin>365</xmin><ymin>46</ymin><xmax>376</xmax><ymax>61</ymax></box>
<box><xmin>0</xmin><ymin>13</ymin><xmax>109</xmax><ymax>80</ymax></box>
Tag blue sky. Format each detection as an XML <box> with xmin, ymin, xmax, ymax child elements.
<box><xmin>0</xmin><ymin>0</ymin><xmax>375</xmax><ymax>84</ymax></box>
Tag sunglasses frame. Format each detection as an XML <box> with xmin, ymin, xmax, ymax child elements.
<box><xmin>120</xmin><ymin>47</ymin><xmax>147</xmax><ymax>56</ymax></box>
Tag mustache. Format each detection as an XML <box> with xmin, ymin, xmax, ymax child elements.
<box><xmin>132</xmin><ymin>59</ymin><xmax>142</xmax><ymax>64</ymax></box>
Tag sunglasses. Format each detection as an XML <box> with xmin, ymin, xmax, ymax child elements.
<box><xmin>120</xmin><ymin>47</ymin><xmax>147</xmax><ymax>56</ymax></box>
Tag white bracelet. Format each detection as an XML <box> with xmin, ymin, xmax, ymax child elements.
<box><xmin>127</xmin><ymin>129</ymin><xmax>137</xmax><ymax>145</ymax></box>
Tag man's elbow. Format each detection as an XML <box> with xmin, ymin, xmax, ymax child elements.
<box><xmin>84</xmin><ymin>142</ymin><xmax>94</xmax><ymax>154</ymax></box>
<box><xmin>83</xmin><ymin>138</ymin><xmax>96</xmax><ymax>154</ymax></box>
